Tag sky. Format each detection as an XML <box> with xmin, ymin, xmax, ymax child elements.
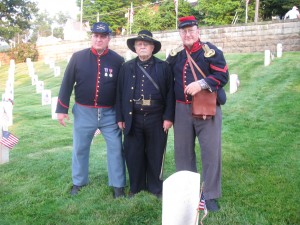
<box><xmin>35</xmin><ymin>0</ymin><xmax>80</xmax><ymax>18</ymax></box>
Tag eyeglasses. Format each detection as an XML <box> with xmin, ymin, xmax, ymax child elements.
<box><xmin>134</xmin><ymin>42</ymin><xmax>153</xmax><ymax>48</ymax></box>
<box><xmin>179</xmin><ymin>29</ymin><xmax>198</xmax><ymax>35</ymax></box>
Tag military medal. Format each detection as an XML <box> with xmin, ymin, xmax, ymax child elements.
<box><xmin>109</xmin><ymin>69</ymin><xmax>113</xmax><ymax>77</ymax></box>
<box><xmin>104</xmin><ymin>68</ymin><xmax>108</xmax><ymax>76</ymax></box>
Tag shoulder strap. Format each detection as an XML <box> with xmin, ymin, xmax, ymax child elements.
<box><xmin>137</xmin><ymin>63</ymin><xmax>160</xmax><ymax>91</ymax></box>
<box><xmin>186</xmin><ymin>50</ymin><xmax>207</xmax><ymax>79</ymax></box>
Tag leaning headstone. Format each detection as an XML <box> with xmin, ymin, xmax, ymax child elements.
<box><xmin>51</xmin><ymin>97</ymin><xmax>58</xmax><ymax>119</ymax></box>
<box><xmin>264</xmin><ymin>50</ymin><xmax>271</xmax><ymax>66</ymax></box>
<box><xmin>36</xmin><ymin>81</ymin><xmax>44</xmax><ymax>94</ymax></box>
<box><xmin>42</xmin><ymin>90</ymin><xmax>52</xmax><ymax>105</ymax></box>
<box><xmin>277</xmin><ymin>43</ymin><xmax>282</xmax><ymax>58</ymax></box>
<box><xmin>162</xmin><ymin>171</ymin><xmax>200</xmax><ymax>225</ymax></box>
<box><xmin>54</xmin><ymin>66</ymin><xmax>61</xmax><ymax>77</ymax></box>
<box><xmin>0</xmin><ymin>102</ymin><xmax>10</xmax><ymax>164</ymax></box>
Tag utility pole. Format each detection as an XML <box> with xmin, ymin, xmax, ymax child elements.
<box><xmin>80</xmin><ymin>0</ymin><xmax>83</xmax><ymax>31</ymax></box>
<box><xmin>245</xmin><ymin>0</ymin><xmax>249</xmax><ymax>23</ymax></box>
<box><xmin>254</xmin><ymin>0</ymin><xmax>259</xmax><ymax>23</ymax></box>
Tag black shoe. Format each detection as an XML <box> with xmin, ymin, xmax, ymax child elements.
<box><xmin>154</xmin><ymin>193</ymin><xmax>162</xmax><ymax>199</ymax></box>
<box><xmin>113</xmin><ymin>187</ymin><xmax>125</xmax><ymax>199</ymax></box>
<box><xmin>70</xmin><ymin>185</ymin><xmax>83</xmax><ymax>196</ymax></box>
<box><xmin>206</xmin><ymin>199</ymin><xmax>220</xmax><ymax>212</ymax></box>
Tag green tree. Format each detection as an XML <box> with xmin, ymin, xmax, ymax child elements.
<box><xmin>0</xmin><ymin>0</ymin><xmax>38</xmax><ymax>41</ymax></box>
<box><xmin>197</xmin><ymin>0</ymin><xmax>241</xmax><ymax>25</ymax></box>
<box><xmin>30</xmin><ymin>11</ymin><xmax>53</xmax><ymax>43</ymax></box>
<box><xmin>76</xmin><ymin>0</ymin><xmax>154</xmax><ymax>34</ymax></box>
<box><xmin>260</xmin><ymin>0</ymin><xmax>300</xmax><ymax>20</ymax></box>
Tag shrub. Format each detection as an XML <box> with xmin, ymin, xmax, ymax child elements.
<box><xmin>9</xmin><ymin>43</ymin><xmax>39</xmax><ymax>63</ymax></box>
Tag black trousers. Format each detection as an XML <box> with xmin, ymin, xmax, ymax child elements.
<box><xmin>124</xmin><ymin>112</ymin><xmax>167</xmax><ymax>195</ymax></box>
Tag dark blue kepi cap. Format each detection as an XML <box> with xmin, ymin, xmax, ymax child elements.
<box><xmin>91</xmin><ymin>22</ymin><xmax>112</xmax><ymax>34</ymax></box>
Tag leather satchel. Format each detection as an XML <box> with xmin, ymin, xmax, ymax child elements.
<box><xmin>186</xmin><ymin>51</ymin><xmax>217</xmax><ymax>120</ymax></box>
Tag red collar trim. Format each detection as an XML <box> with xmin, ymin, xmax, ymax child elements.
<box><xmin>91</xmin><ymin>47</ymin><xmax>109</xmax><ymax>56</ymax></box>
<box><xmin>184</xmin><ymin>40</ymin><xmax>202</xmax><ymax>53</ymax></box>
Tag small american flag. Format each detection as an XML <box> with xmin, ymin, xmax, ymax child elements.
<box><xmin>197</xmin><ymin>192</ymin><xmax>208</xmax><ymax>225</ymax></box>
<box><xmin>198</xmin><ymin>192</ymin><xmax>206</xmax><ymax>211</ymax></box>
<box><xmin>0</xmin><ymin>131</ymin><xmax>19</xmax><ymax>149</ymax></box>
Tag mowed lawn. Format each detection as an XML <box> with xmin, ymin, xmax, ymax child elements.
<box><xmin>0</xmin><ymin>52</ymin><xmax>299</xmax><ymax>225</ymax></box>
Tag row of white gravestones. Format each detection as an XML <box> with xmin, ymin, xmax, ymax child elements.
<box><xmin>26</xmin><ymin>58</ymin><xmax>58</xmax><ymax>120</ymax></box>
<box><xmin>0</xmin><ymin>60</ymin><xmax>16</xmax><ymax>164</ymax></box>
<box><xmin>264</xmin><ymin>43</ymin><xmax>283</xmax><ymax>66</ymax></box>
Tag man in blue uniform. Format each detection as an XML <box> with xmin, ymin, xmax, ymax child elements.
<box><xmin>166</xmin><ymin>16</ymin><xmax>229</xmax><ymax>211</ymax></box>
<box><xmin>56</xmin><ymin>22</ymin><xmax>126</xmax><ymax>198</ymax></box>
<box><xmin>116</xmin><ymin>30</ymin><xmax>174</xmax><ymax>197</ymax></box>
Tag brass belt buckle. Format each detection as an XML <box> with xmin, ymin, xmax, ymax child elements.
<box><xmin>142</xmin><ymin>99</ymin><xmax>151</xmax><ymax>106</ymax></box>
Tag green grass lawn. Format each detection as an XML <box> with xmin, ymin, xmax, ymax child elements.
<box><xmin>0</xmin><ymin>52</ymin><xmax>299</xmax><ymax>225</ymax></box>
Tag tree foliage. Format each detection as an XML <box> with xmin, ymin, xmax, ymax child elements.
<box><xmin>0</xmin><ymin>0</ymin><xmax>38</xmax><ymax>41</ymax></box>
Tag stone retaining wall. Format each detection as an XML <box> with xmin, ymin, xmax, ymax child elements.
<box><xmin>1</xmin><ymin>20</ymin><xmax>299</xmax><ymax>65</ymax></box>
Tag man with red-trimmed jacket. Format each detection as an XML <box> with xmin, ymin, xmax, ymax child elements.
<box><xmin>166</xmin><ymin>16</ymin><xmax>229</xmax><ymax>211</ymax></box>
<box><xmin>56</xmin><ymin>22</ymin><xmax>126</xmax><ymax>198</ymax></box>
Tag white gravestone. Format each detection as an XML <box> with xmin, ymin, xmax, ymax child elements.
<box><xmin>0</xmin><ymin>102</ymin><xmax>10</xmax><ymax>164</ymax></box>
<box><xmin>27</xmin><ymin>62</ymin><xmax>35</xmax><ymax>77</ymax></box>
<box><xmin>26</xmin><ymin>58</ymin><xmax>31</xmax><ymax>64</ymax></box>
<box><xmin>49</xmin><ymin>60</ymin><xmax>55</xmax><ymax>69</ymax></box>
<box><xmin>10</xmin><ymin>59</ymin><xmax>15</xmax><ymax>69</ymax></box>
<box><xmin>36</xmin><ymin>81</ymin><xmax>44</xmax><ymax>94</ymax></box>
<box><xmin>230</xmin><ymin>74</ymin><xmax>240</xmax><ymax>94</ymax></box>
<box><xmin>54</xmin><ymin>66</ymin><xmax>61</xmax><ymax>77</ymax></box>
<box><xmin>162</xmin><ymin>171</ymin><xmax>201</xmax><ymax>225</ymax></box>
<box><xmin>31</xmin><ymin>75</ymin><xmax>38</xmax><ymax>86</ymax></box>
<box><xmin>42</xmin><ymin>90</ymin><xmax>52</xmax><ymax>105</ymax></box>
<box><xmin>2</xmin><ymin>100</ymin><xmax>13</xmax><ymax>127</ymax></box>
<box><xmin>264</xmin><ymin>50</ymin><xmax>271</xmax><ymax>66</ymax></box>
<box><xmin>8</xmin><ymin>67</ymin><xmax>15</xmax><ymax>81</ymax></box>
<box><xmin>51</xmin><ymin>97</ymin><xmax>58</xmax><ymax>119</ymax></box>
<box><xmin>277</xmin><ymin>43</ymin><xmax>282</xmax><ymax>58</ymax></box>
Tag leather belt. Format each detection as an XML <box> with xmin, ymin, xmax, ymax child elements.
<box><xmin>134</xmin><ymin>99</ymin><xmax>162</xmax><ymax>106</ymax></box>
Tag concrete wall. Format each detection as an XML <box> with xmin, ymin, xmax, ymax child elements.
<box><xmin>2</xmin><ymin>20</ymin><xmax>299</xmax><ymax>65</ymax></box>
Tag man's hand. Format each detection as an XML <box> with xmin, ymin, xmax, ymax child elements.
<box><xmin>185</xmin><ymin>81</ymin><xmax>202</xmax><ymax>96</ymax></box>
<box><xmin>57</xmin><ymin>113</ymin><xmax>69</xmax><ymax>127</ymax></box>
<box><xmin>163</xmin><ymin>120</ymin><xmax>173</xmax><ymax>133</ymax></box>
<box><xmin>118</xmin><ymin>122</ymin><xmax>125</xmax><ymax>130</ymax></box>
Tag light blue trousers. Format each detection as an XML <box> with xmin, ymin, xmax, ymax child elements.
<box><xmin>72</xmin><ymin>103</ymin><xmax>126</xmax><ymax>187</ymax></box>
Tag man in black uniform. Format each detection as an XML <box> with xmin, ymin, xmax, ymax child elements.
<box><xmin>116</xmin><ymin>30</ymin><xmax>174</xmax><ymax>197</ymax></box>
<box><xmin>166</xmin><ymin>16</ymin><xmax>229</xmax><ymax>211</ymax></box>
